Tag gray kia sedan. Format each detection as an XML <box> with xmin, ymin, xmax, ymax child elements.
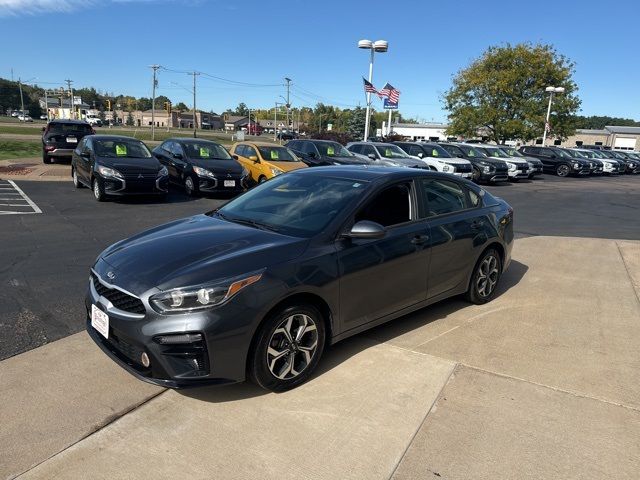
<box><xmin>87</xmin><ymin>166</ymin><xmax>514</xmax><ymax>391</ymax></box>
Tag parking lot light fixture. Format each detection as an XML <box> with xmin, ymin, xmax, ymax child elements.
<box><xmin>542</xmin><ymin>86</ymin><xmax>564</xmax><ymax>146</ymax></box>
<box><xmin>358</xmin><ymin>38</ymin><xmax>388</xmax><ymax>141</ymax></box>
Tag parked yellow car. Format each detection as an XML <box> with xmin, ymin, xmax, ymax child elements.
<box><xmin>230</xmin><ymin>142</ymin><xmax>307</xmax><ymax>184</ymax></box>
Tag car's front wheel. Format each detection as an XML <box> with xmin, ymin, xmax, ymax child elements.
<box><xmin>249</xmin><ymin>304</ymin><xmax>326</xmax><ymax>392</ymax></box>
<box><xmin>72</xmin><ymin>168</ymin><xmax>83</xmax><ymax>188</ymax></box>
<box><xmin>184</xmin><ymin>175</ymin><xmax>198</xmax><ymax>196</ymax></box>
<box><xmin>93</xmin><ymin>177</ymin><xmax>106</xmax><ymax>202</ymax></box>
<box><xmin>465</xmin><ymin>248</ymin><xmax>502</xmax><ymax>305</ymax></box>
<box><xmin>556</xmin><ymin>163</ymin><xmax>571</xmax><ymax>177</ymax></box>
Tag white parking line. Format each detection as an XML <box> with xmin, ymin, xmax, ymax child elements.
<box><xmin>0</xmin><ymin>180</ymin><xmax>42</xmax><ymax>215</ymax></box>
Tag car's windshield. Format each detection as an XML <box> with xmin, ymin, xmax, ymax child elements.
<box><xmin>420</xmin><ymin>144</ymin><xmax>453</xmax><ymax>158</ymax></box>
<box><xmin>316</xmin><ymin>142</ymin><xmax>353</xmax><ymax>157</ymax></box>
<box><xmin>375</xmin><ymin>144</ymin><xmax>411</xmax><ymax>159</ymax></box>
<box><xmin>48</xmin><ymin>123</ymin><xmax>92</xmax><ymax>135</ymax></box>
<box><xmin>482</xmin><ymin>147</ymin><xmax>509</xmax><ymax>158</ymax></box>
<box><xmin>94</xmin><ymin>139</ymin><xmax>152</xmax><ymax>158</ymax></box>
<box><xmin>553</xmin><ymin>149</ymin><xmax>574</xmax><ymax>159</ymax></box>
<box><xmin>257</xmin><ymin>146</ymin><xmax>298</xmax><ymax>162</ymax></box>
<box><xmin>216</xmin><ymin>174</ymin><xmax>369</xmax><ymax>237</ymax></box>
<box><xmin>608</xmin><ymin>151</ymin><xmax>625</xmax><ymax>159</ymax></box>
<box><xmin>441</xmin><ymin>144</ymin><xmax>465</xmax><ymax>158</ymax></box>
<box><xmin>182</xmin><ymin>141</ymin><xmax>232</xmax><ymax>160</ymax></box>
<box><xmin>459</xmin><ymin>145</ymin><xmax>488</xmax><ymax>157</ymax></box>
<box><xmin>501</xmin><ymin>147</ymin><xmax>524</xmax><ymax>157</ymax></box>
<box><xmin>571</xmin><ymin>150</ymin><xmax>589</xmax><ymax>159</ymax></box>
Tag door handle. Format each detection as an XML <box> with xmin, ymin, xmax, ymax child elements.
<box><xmin>471</xmin><ymin>220</ymin><xmax>485</xmax><ymax>230</ymax></box>
<box><xmin>411</xmin><ymin>234</ymin><xmax>429</xmax><ymax>245</ymax></box>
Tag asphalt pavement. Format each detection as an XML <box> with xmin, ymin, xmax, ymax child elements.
<box><xmin>0</xmin><ymin>174</ymin><xmax>638</xmax><ymax>360</ymax></box>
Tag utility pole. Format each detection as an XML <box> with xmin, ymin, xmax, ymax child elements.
<box><xmin>191</xmin><ymin>71</ymin><xmax>200</xmax><ymax>138</ymax></box>
<box><xmin>44</xmin><ymin>89</ymin><xmax>49</xmax><ymax>121</ymax></box>
<box><xmin>65</xmin><ymin>79</ymin><xmax>74</xmax><ymax>119</ymax></box>
<box><xmin>284</xmin><ymin>77</ymin><xmax>292</xmax><ymax>132</ymax></box>
<box><xmin>18</xmin><ymin>78</ymin><xmax>25</xmax><ymax>118</ymax></box>
<box><xmin>149</xmin><ymin>64</ymin><xmax>160</xmax><ymax>141</ymax></box>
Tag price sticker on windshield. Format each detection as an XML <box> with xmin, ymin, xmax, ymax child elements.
<box><xmin>327</xmin><ymin>146</ymin><xmax>335</xmax><ymax>155</ymax></box>
<box><xmin>115</xmin><ymin>144</ymin><xmax>127</xmax><ymax>156</ymax></box>
<box><xmin>270</xmin><ymin>150</ymin><xmax>279</xmax><ymax>160</ymax></box>
<box><xmin>199</xmin><ymin>147</ymin><xmax>210</xmax><ymax>158</ymax></box>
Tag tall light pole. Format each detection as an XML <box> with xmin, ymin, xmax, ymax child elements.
<box><xmin>190</xmin><ymin>71</ymin><xmax>200</xmax><ymax>138</ymax></box>
<box><xmin>149</xmin><ymin>64</ymin><xmax>160</xmax><ymax>140</ymax></box>
<box><xmin>358</xmin><ymin>39</ymin><xmax>388</xmax><ymax>141</ymax></box>
<box><xmin>274</xmin><ymin>102</ymin><xmax>284</xmax><ymax>142</ymax></box>
<box><xmin>284</xmin><ymin>77</ymin><xmax>292</xmax><ymax>132</ymax></box>
<box><xmin>65</xmin><ymin>79</ymin><xmax>74</xmax><ymax>119</ymax></box>
<box><xmin>542</xmin><ymin>86</ymin><xmax>565</xmax><ymax>146</ymax></box>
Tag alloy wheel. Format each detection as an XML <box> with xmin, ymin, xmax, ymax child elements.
<box><xmin>266</xmin><ymin>314</ymin><xmax>318</xmax><ymax>380</ymax></box>
<box><xmin>93</xmin><ymin>180</ymin><xmax>101</xmax><ymax>200</ymax></box>
<box><xmin>476</xmin><ymin>255</ymin><xmax>499</xmax><ymax>297</ymax></box>
<box><xmin>556</xmin><ymin>164</ymin><xmax>570</xmax><ymax>177</ymax></box>
<box><xmin>185</xmin><ymin>176</ymin><xmax>194</xmax><ymax>195</ymax></box>
<box><xmin>73</xmin><ymin>169</ymin><xmax>80</xmax><ymax>188</ymax></box>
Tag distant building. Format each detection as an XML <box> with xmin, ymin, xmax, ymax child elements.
<box><xmin>386</xmin><ymin>122</ymin><xmax>449</xmax><ymax>141</ymax></box>
<box><xmin>561</xmin><ymin>126</ymin><xmax>640</xmax><ymax>150</ymax></box>
<box><xmin>39</xmin><ymin>97</ymin><xmax>90</xmax><ymax>120</ymax></box>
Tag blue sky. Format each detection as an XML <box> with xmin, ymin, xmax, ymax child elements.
<box><xmin>1</xmin><ymin>0</ymin><xmax>639</xmax><ymax>121</ymax></box>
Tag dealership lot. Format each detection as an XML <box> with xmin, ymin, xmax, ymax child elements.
<box><xmin>1</xmin><ymin>174</ymin><xmax>639</xmax><ymax>479</ymax></box>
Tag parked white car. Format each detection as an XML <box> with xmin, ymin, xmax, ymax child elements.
<box><xmin>17</xmin><ymin>114</ymin><xmax>33</xmax><ymax>122</ymax></box>
<box><xmin>84</xmin><ymin>114</ymin><xmax>102</xmax><ymax>126</ymax></box>
<box><xmin>345</xmin><ymin>142</ymin><xmax>431</xmax><ymax>169</ymax></box>
<box><xmin>393</xmin><ymin>141</ymin><xmax>474</xmax><ymax>178</ymax></box>
<box><xmin>475</xmin><ymin>144</ymin><xmax>529</xmax><ymax>181</ymax></box>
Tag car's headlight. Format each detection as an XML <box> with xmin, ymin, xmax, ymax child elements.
<box><xmin>150</xmin><ymin>271</ymin><xmax>263</xmax><ymax>314</ymax></box>
<box><xmin>193</xmin><ymin>166</ymin><xmax>215</xmax><ymax>178</ymax></box>
<box><xmin>507</xmin><ymin>162</ymin><xmax>516</xmax><ymax>171</ymax></box>
<box><xmin>157</xmin><ymin>166</ymin><xmax>168</xmax><ymax>177</ymax></box>
<box><xmin>270</xmin><ymin>167</ymin><xmax>283</xmax><ymax>176</ymax></box>
<box><xmin>482</xmin><ymin>166</ymin><xmax>491</xmax><ymax>173</ymax></box>
<box><xmin>97</xmin><ymin>165</ymin><xmax>123</xmax><ymax>179</ymax></box>
<box><xmin>573</xmin><ymin>162</ymin><xmax>581</xmax><ymax>169</ymax></box>
<box><xmin>604</xmin><ymin>162</ymin><xmax>612</xmax><ymax>168</ymax></box>
<box><xmin>630</xmin><ymin>163</ymin><xmax>636</xmax><ymax>168</ymax></box>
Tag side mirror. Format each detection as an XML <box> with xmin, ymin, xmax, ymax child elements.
<box><xmin>367</xmin><ymin>153</ymin><xmax>376</xmax><ymax>160</ymax></box>
<box><xmin>80</xmin><ymin>151</ymin><xmax>90</xmax><ymax>158</ymax></box>
<box><xmin>345</xmin><ymin>220</ymin><xmax>386</xmax><ymax>240</ymax></box>
<box><xmin>232</xmin><ymin>154</ymin><xmax>239</xmax><ymax>160</ymax></box>
<box><xmin>417</xmin><ymin>152</ymin><xmax>424</xmax><ymax>158</ymax></box>
<box><xmin>172</xmin><ymin>153</ymin><xmax>183</xmax><ymax>160</ymax></box>
<box><xmin>249</xmin><ymin>155</ymin><xmax>259</xmax><ymax>163</ymax></box>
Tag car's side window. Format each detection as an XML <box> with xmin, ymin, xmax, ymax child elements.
<box><xmin>245</xmin><ymin>146</ymin><xmax>257</xmax><ymax>158</ymax></box>
<box><xmin>362</xmin><ymin>145</ymin><xmax>376</xmax><ymax>157</ymax></box>
<box><xmin>77</xmin><ymin>138</ymin><xmax>87</xmax><ymax>153</ymax></box>
<box><xmin>349</xmin><ymin>144</ymin><xmax>361</xmax><ymax>154</ymax></box>
<box><xmin>234</xmin><ymin>145</ymin><xmax>245</xmax><ymax>156</ymax></box>
<box><xmin>409</xmin><ymin>145</ymin><xmax>423</xmax><ymax>156</ymax></box>
<box><xmin>301</xmin><ymin>142</ymin><xmax>315</xmax><ymax>155</ymax></box>
<box><xmin>171</xmin><ymin>143</ymin><xmax>184</xmax><ymax>157</ymax></box>
<box><xmin>287</xmin><ymin>141</ymin><xmax>299</xmax><ymax>150</ymax></box>
<box><xmin>354</xmin><ymin>182</ymin><xmax>413</xmax><ymax>228</ymax></box>
<box><xmin>420</xmin><ymin>178</ymin><xmax>469</xmax><ymax>217</ymax></box>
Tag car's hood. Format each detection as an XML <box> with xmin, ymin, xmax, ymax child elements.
<box><xmin>97</xmin><ymin>156</ymin><xmax>161</xmax><ymax>174</ymax></box>
<box><xmin>191</xmin><ymin>158</ymin><xmax>243</xmax><ymax>175</ymax></box>
<box><xmin>378</xmin><ymin>157</ymin><xmax>426</xmax><ymax>168</ymax></box>
<box><xmin>96</xmin><ymin>215</ymin><xmax>308</xmax><ymax>294</ymax></box>
<box><xmin>268</xmin><ymin>161</ymin><xmax>307</xmax><ymax>172</ymax></box>
<box><xmin>327</xmin><ymin>155</ymin><xmax>370</xmax><ymax>165</ymax></box>
<box><xmin>441</xmin><ymin>158</ymin><xmax>470</xmax><ymax>165</ymax></box>
<box><xmin>470</xmin><ymin>157</ymin><xmax>506</xmax><ymax>166</ymax></box>
<box><xmin>519</xmin><ymin>155</ymin><xmax>542</xmax><ymax>164</ymax></box>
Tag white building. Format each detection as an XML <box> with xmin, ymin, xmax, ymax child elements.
<box><xmin>385</xmin><ymin>122</ymin><xmax>450</xmax><ymax>141</ymax></box>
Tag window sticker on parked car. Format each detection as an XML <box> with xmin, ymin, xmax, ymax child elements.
<box><xmin>199</xmin><ymin>147</ymin><xmax>210</xmax><ymax>157</ymax></box>
<box><xmin>270</xmin><ymin>150</ymin><xmax>279</xmax><ymax>160</ymax></box>
<box><xmin>115</xmin><ymin>144</ymin><xmax>127</xmax><ymax>156</ymax></box>
<box><xmin>327</xmin><ymin>146</ymin><xmax>335</xmax><ymax>155</ymax></box>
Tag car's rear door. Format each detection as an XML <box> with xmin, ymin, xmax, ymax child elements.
<box><xmin>417</xmin><ymin>177</ymin><xmax>489</xmax><ymax>299</ymax></box>
<box><xmin>337</xmin><ymin>180</ymin><xmax>431</xmax><ymax>330</ymax></box>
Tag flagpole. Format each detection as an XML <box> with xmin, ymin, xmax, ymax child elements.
<box><xmin>387</xmin><ymin>108</ymin><xmax>392</xmax><ymax>137</ymax></box>
<box><xmin>363</xmin><ymin>48</ymin><xmax>374</xmax><ymax>141</ymax></box>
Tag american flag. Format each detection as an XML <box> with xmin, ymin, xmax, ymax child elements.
<box><xmin>363</xmin><ymin>77</ymin><xmax>381</xmax><ymax>97</ymax></box>
<box><xmin>380</xmin><ymin>82</ymin><xmax>400</xmax><ymax>103</ymax></box>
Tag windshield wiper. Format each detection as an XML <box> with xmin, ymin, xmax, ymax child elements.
<box><xmin>216</xmin><ymin>213</ymin><xmax>280</xmax><ymax>233</ymax></box>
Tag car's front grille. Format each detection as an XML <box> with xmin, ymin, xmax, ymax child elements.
<box><xmin>122</xmin><ymin>172</ymin><xmax>157</xmax><ymax>179</ymax></box>
<box><xmin>91</xmin><ymin>273</ymin><xmax>145</xmax><ymax>315</ymax></box>
<box><xmin>517</xmin><ymin>165</ymin><xmax>528</xmax><ymax>172</ymax></box>
<box><xmin>453</xmin><ymin>163</ymin><xmax>472</xmax><ymax>173</ymax></box>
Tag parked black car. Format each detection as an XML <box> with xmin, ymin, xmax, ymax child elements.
<box><xmin>558</xmin><ymin>148</ymin><xmax>603</xmax><ymax>175</ymax></box>
<box><xmin>276</xmin><ymin>130</ymin><xmax>297</xmax><ymax>141</ymax></box>
<box><xmin>439</xmin><ymin>142</ymin><xmax>509</xmax><ymax>183</ymax></box>
<box><xmin>86</xmin><ymin>167</ymin><xmax>514</xmax><ymax>391</ymax></box>
<box><xmin>286</xmin><ymin>139</ymin><xmax>369</xmax><ymax>166</ymax></box>
<box><xmin>602</xmin><ymin>150</ymin><xmax>640</xmax><ymax>174</ymax></box>
<box><xmin>518</xmin><ymin>146</ymin><xmax>590</xmax><ymax>177</ymax></box>
<box><xmin>42</xmin><ymin>119</ymin><xmax>94</xmax><ymax>164</ymax></box>
<box><xmin>152</xmin><ymin>138</ymin><xmax>249</xmax><ymax>196</ymax></box>
<box><xmin>71</xmin><ymin>135</ymin><xmax>168</xmax><ymax>201</ymax></box>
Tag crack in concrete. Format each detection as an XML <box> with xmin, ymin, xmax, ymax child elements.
<box><xmin>615</xmin><ymin>241</ymin><xmax>640</xmax><ymax>308</ymax></box>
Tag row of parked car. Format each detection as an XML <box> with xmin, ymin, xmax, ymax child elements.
<box><xmin>41</xmin><ymin>119</ymin><xmax>639</xmax><ymax>202</ymax></box>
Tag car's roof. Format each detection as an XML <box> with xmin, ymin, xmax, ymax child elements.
<box><xmin>288</xmin><ymin>165</ymin><xmax>460</xmax><ymax>182</ymax></box>
<box><xmin>48</xmin><ymin>119</ymin><xmax>89</xmax><ymax>125</ymax></box>
<box><xmin>90</xmin><ymin>135</ymin><xmax>145</xmax><ymax>142</ymax></box>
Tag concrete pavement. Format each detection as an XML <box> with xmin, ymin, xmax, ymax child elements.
<box><xmin>2</xmin><ymin>235</ymin><xmax>638</xmax><ymax>479</ymax></box>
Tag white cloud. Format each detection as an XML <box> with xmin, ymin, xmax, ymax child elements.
<box><xmin>0</xmin><ymin>0</ymin><xmax>178</xmax><ymax>16</ymax></box>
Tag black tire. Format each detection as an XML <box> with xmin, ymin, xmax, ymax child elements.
<box><xmin>249</xmin><ymin>304</ymin><xmax>326</xmax><ymax>392</ymax></box>
<box><xmin>258</xmin><ymin>175</ymin><xmax>267</xmax><ymax>184</ymax></box>
<box><xmin>72</xmin><ymin>168</ymin><xmax>83</xmax><ymax>189</ymax></box>
<box><xmin>42</xmin><ymin>152</ymin><xmax>53</xmax><ymax>164</ymax></box>
<box><xmin>510</xmin><ymin>177</ymin><xmax>520</xmax><ymax>183</ymax></box>
<box><xmin>556</xmin><ymin>163</ymin><xmax>571</xmax><ymax>177</ymax></box>
<box><xmin>465</xmin><ymin>248</ymin><xmax>502</xmax><ymax>305</ymax></box>
<box><xmin>92</xmin><ymin>177</ymin><xmax>106</xmax><ymax>202</ymax></box>
<box><xmin>184</xmin><ymin>175</ymin><xmax>198</xmax><ymax>196</ymax></box>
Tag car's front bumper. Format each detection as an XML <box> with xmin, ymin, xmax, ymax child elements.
<box><xmin>196</xmin><ymin>175</ymin><xmax>248</xmax><ymax>193</ymax></box>
<box><xmin>101</xmin><ymin>174</ymin><xmax>169</xmax><ymax>196</ymax></box>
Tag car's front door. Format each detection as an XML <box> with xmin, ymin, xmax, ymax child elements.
<box><xmin>337</xmin><ymin>181</ymin><xmax>431</xmax><ymax>331</ymax></box>
<box><xmin>418</xmin><ymin>178</ymin><xmax>488</xmax><ymax>299</ymax></box>
<box><xmin>77</xmin><ymin>137</ymin><xmax>93</xmax><ymax>183</ymax></box>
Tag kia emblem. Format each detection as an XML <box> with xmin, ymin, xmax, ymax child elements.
<box><xmin>107</xmin><ymin>271</ymin><xmax>116</xmax><ymax>280</ymax></box>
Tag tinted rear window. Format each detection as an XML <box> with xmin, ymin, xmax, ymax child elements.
<box><xmin>48</xmin><ymin>123</ymin><xmax>92</xmax><ymax>134</ymax></box>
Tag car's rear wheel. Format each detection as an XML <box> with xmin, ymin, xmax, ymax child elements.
<box><xmin>258</xmin><ymin>175</ymin><xmax>267</xmax><ymax>184</ymax></box>
<box><xmin>42</xmin><ymin>152</ymin><xmax>53</xmax><ymax>164</ymax></box>
<box><xmin>465</xmin><ymin>248</ymin><xmax>502</xmax><ymax>305</ymax></box>
<box><xmin>184</xmin><ymin>175</ymin><xmax>198</xmax><ymax>196</ymax></box>
<box><xmin>249</xmin><ymin>304</ymin><xmax>326</xmax><ymax>392</ymax></box>
<box><xmin>72</xmin><ymin>168</ymin><xmax>82</xmax><ymax>188</ymax></box>
<box><xmin>556</xmin><ymin>163</ymin><xmax>570</xmax><ymax>177</ymax></box>
<box><xmin>93</xmin><ymin>178</ymin><xmax>106</xmax><ymax>202</ymax></box>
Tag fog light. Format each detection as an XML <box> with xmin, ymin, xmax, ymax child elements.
<box><xmin>141</xmin><ymin>352</ymin><xmax>150</xmax><ymax>367</ymax></box>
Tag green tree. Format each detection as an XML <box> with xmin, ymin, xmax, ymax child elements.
<box><xmin>126</xmin><ymin>111</ymin><xmax>134</xmax><ymax>126</ymax></box>
<box><xmin>444</xmin><ymin>43</ymin><xmax>581</xmax><ymax>143</ymax></box>
<box><xmin>175</xmin><ymin>102</ymin><xmax>189</xmax><ymax>111</ymax></box>
<box><xmin>234</xmin><ymin>102</ymin><xmax>249</xmax><ymax>116</ymax></box>
<box><xmin>347</xmin><ymin>106</ymin><xmax>367</xmax><ymax>139</ymax></box>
